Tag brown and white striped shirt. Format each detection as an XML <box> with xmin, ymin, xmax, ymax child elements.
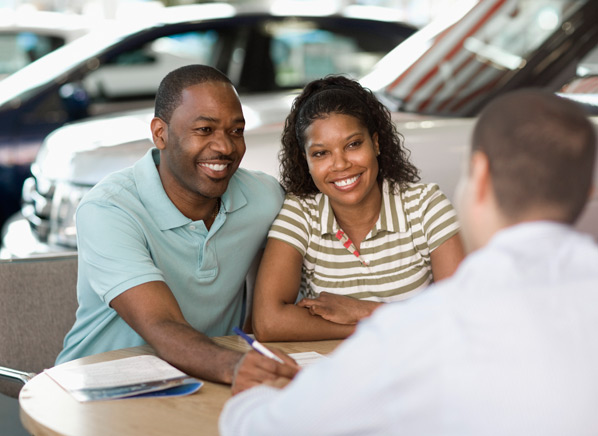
<box><xmin>268</xmin><ymin>181</ymin><xmax>460</xmax><ymax>302</ymax></box>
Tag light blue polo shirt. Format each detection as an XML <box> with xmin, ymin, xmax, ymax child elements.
<box><xmin>57</xmin><ymin>148</ymin><xmax>284</xmax><ymax>364</ymax></box>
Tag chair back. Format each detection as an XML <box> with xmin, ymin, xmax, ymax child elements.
<box><xmin>0</xmin><ymin>254</ymin><xmax>78</xmax><ymax>398</ymax></box>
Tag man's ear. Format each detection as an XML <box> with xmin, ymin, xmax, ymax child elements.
<box><xmin>150</xmin><ymin>117</ymin><xmax>168</xmax><ymax>150</ymax></box>
<box><xmin>469</xmin><ymin>150</ymin><xmax>492</xmax><ymax>204</ymax></box>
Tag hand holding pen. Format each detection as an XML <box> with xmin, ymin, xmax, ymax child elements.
<box><xmin>231</xmin><ymin>326</ymin><xmax>299</xmax><ymax>395</ymax></box>
<box><xmin>233</xmin><ymin>326</ymin><xmax>285</xmax><ymax>363</ymax></box>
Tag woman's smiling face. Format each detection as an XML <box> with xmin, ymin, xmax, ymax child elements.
<box><xmin>304</xmin><ymin>113</ymin><xmax>380</xmax><ymax>209</ymax></box>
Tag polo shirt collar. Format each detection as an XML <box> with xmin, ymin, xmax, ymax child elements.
<box><xmin>319</xmin><ymin>193</ymin><xmax>336</xmax><ymax>235</ymax></box>
<box><xmin>375</xmin><ymin>180</ymin><xmax>407</xmax><ymax>234</ymax></box>
<box><xmin>134</xmin><ymin>148</ymin><xmax>247</xmax><ymax>231</ymax></box>
<box><xmin>319</xmin><ymin>179</ymin><xmax>407</xmax><ymax>236</ymax></box>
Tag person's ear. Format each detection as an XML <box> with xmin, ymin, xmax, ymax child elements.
<box><xmin>151</xmin><ymin>117</ymin><xmax>168</xmax><ymax>150</ymax></box>
<box><xmin>469</xmin><ymin>150</ymin><xmax>491</xmax><ymax>204</ymax></box>
<box><xmin>372</xmin><ymin>132</ymin><xmax>380</xmax><ymax>156</ymax></box>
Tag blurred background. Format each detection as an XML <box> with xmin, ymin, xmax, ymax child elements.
<box><xmin>0</xmin><ymin>0</ymin><xmax>453</xmax><ymax>27</ymax></box>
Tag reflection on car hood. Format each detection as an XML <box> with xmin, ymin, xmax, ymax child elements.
<box><xmin>34</xmin><ymin>91</ymin><xmax>300</xmax><ymax>185</ymax></box>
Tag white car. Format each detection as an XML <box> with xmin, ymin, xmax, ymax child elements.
<box><xmin>3</xmin><ymin>0</ymin><xmax>598</xmax><ymax>257</ymax></box>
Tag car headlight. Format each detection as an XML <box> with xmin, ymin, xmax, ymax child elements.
<box><xmin>48</xmin><ymin>182</ymin><xmax>91</xmax><ymax>248</ymax></box>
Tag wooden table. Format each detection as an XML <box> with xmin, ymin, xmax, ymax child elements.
<box><xmin>19</xmin><ymin>336</ymin><xmax>341</xmax><ymax>436</ymax></box>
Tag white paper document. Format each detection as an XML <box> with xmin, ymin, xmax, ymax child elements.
<box><xmin>45</xmin><ymin>355</ymin><xmax>202</xmax><ymax>401</ymax></box>
<box><xmin>288</xmin><ymin>351</ymin><xmax>327</xmax><ymax>368</ymax></box>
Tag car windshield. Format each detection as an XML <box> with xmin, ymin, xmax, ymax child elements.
<box><xmin>363</xmin><ymin>0</ymin><xmax>589</xmax><ymax>116</ymax></box>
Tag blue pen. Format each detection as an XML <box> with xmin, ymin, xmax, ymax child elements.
<box><xmin>233</xmin><ymin>326</ymin><xmax>285</xmax><ymax>364</ymax></box>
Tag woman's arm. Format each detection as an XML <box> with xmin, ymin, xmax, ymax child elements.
<box><xmin>297</xmin><ymin>233</ymin><xmax>465</xmax><ymax>321</ymax></box>
<box><xmin>297</xmin><ymin>292</ymin><xmax>382</xmax><ymax>324</ymax></box>
<box><xmin>429</xmin><ymin>233</ymin><xmax>465</xmax><ymax>281</ymax></box>
<box><xmin>252</xmin><ymin>238</ymin><xmax>355</xmax><ymax>342</ymax></box>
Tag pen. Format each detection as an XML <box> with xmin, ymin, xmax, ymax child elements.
<box><xmin>232</xmin><ymin>326</ymin><xmax>285</xmax><ymax>364</ymax></box>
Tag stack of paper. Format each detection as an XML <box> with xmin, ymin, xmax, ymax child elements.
<box><xmin>45</xmin><ymin>355</ymin><xmax>203</xmax><ymax>402</ymax></box>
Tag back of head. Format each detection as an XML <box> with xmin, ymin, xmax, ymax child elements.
<box><xmin>472</xmin><ymin>89</ymin><xmax>596</xmax><ymax>224</ymax></box>
<box><xmin>154</xmin><ymin>64</ymin><xmax>232</xmax><ymax>123</ymax></box>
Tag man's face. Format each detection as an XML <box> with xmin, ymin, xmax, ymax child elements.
<box><xmin>157</xmin><ymin>81</ymin><xmax>246</xmax><ymax>201</ymax></box>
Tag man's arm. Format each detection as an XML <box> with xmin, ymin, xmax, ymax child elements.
<box><xmin>110</xmin><ymin>280</ymin><xmax>298</xmax><ymax>393</ymax></box>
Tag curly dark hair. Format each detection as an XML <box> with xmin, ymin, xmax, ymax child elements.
<box><xmin>279</xmin><ymin>75</ymin><xmax>420</xmax><ymax>196</ymax></box>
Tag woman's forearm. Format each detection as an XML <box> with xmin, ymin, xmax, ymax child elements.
<box><xmin>253</xmin><ymin>302</ymin><xmax>355</xmax><ymax>342</ymax></box>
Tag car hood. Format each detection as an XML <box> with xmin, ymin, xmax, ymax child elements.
<box><xmin>33</xmin><ymin>91</ymin><xmax>431</xmax><ymax>186</ymax></box>
<box><xmin>32</xmin><ymin>91</ymin><xmax>300</xmax><ymax>185</ymax></box>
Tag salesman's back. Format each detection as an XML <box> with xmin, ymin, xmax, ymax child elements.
<box><xmin>363</xmin><ymin>223</ymin><xmax>598</xmax><ymax>435</ymax></box>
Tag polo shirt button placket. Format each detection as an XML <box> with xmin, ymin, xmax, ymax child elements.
<box><xmin>358</xmin><ymin>241</ymin><xmax>371</xmax><ymax>269</ymax></box>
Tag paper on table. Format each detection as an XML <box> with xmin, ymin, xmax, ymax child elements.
<box><xmin>45</xmin><ymin>355</ymin><xmax>202</xmax><ymax>402</ymax></box>
<box><xmin>288</xmin><ymin>351</ymin><xmax>327</xmax><ymax>368</ymax></box>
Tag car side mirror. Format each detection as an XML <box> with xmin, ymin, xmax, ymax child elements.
<box><xmin>59</xmin><ymin>83</ymin><xmax>90</xmax><ymax>120</ymax></box>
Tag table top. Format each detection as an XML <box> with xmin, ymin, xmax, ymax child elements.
<box><xmin>19</xmin><ymin>336</ymin><xmax>341</xmax><ymax>436</ymax></box>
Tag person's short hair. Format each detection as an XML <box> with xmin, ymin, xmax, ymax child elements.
<box><xmin>280</xmin><ymin>75</ymin><xmax>420</xmax><ymax>196</ymax></box>
<box><xmin>472</xmin><ymin>89</ymin><xmax>596</xmax><ymax>224</ymax></box>
<box><xmin>154</xmin><ymin>64</ymin><xmax>232</xmax><ymax>123</ymax></box>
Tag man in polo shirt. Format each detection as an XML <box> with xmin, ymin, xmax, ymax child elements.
<box><xmin>220</xmin><ymin>89</ymin><xmax>598</xmax><ymax>433</ymax></box>
<box><xmin>57</xmin><ymin>65</ymin><xmax>298</xmax><ymax>392</ymax></box>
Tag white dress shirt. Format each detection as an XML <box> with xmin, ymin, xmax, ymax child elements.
<box><xmin>220</xmin><ymin>222</ymin><xmax>598</xmax><ymax>436</ymax></box>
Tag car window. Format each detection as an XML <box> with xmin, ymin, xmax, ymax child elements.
<box><xmin>0</xmin><ymin>32</ymin><xmax>64</xmax><ymax>77</ymax></box>
<box><xmin>0</xmin><ymin>13</ymin><xmax>414</xmax><ymax>133</ymax></box>
<box><xmin>267</xmin><ymin>20</ymin><xmax>400</xmax><ymax>89</ymax></box>
<box><xmin>83</xmin><ymin>29</ymin><xmax>221</xmax><ymax>106</ymax></box>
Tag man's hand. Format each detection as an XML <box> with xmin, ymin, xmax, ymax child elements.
<box><xmin>297</xmin><ymin>292</ymin><xmax>382</xmax><ymax>325</ymax></box>
<box><xmin>232</xmin><ymin>348</ymin><xmax>299</xmax><ymax>395</ymax></box>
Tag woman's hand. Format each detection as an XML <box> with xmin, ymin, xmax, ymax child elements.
<box><xmin>297</xmin><ymin>292</ymin><xmax>382</xmax><ymax>325</ymax></box>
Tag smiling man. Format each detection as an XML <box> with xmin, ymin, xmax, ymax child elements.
<box><xmin>56</xmin><ymin>65</ymin><xmax>298</xmax><ymax>392</ymax></box>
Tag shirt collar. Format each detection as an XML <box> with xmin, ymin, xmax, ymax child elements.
<box><xmin>320</xmin><ymin>193</ymin><xmax>336</xmax><ymax>235</ymax></box>
<box><xmin>320</xmin><ymin>179</ymin><xmax>407</xmax><ymax>236</ymax></box>
<box><xmin>134</xmin><ymin>148</ymin><xmax>247</xmax><ymax>231</ymax></box>
<box><xmin>376</xmin><ymin>180</ymin><xmax>407</xmax><ymax>234</ymax></box>
<box><xmin>488</xmin><ymin>221</ymin><xmax>574</xmax><ymax>248</ymax></box>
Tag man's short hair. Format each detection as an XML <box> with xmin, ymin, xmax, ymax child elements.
<box><xmin>472</xmin><ymin>89</ymin><xmax>596</xmax><ymax>224</ymax></box>
<box><xmin>154</xmin><ymin>64</ymin><xmax>232</xmax><ymax>123</ymax></box>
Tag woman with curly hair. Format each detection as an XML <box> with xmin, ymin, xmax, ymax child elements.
<box><xmin>252</xmin><ymin>76</ymin><xmax>464</xmax><ymax>341</ymax></box>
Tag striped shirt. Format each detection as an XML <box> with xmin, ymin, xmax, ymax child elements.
<box><xmin>268</xmin><ymin>180</ymin><xmax>460</xmax><ymax>302</ymax></box>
